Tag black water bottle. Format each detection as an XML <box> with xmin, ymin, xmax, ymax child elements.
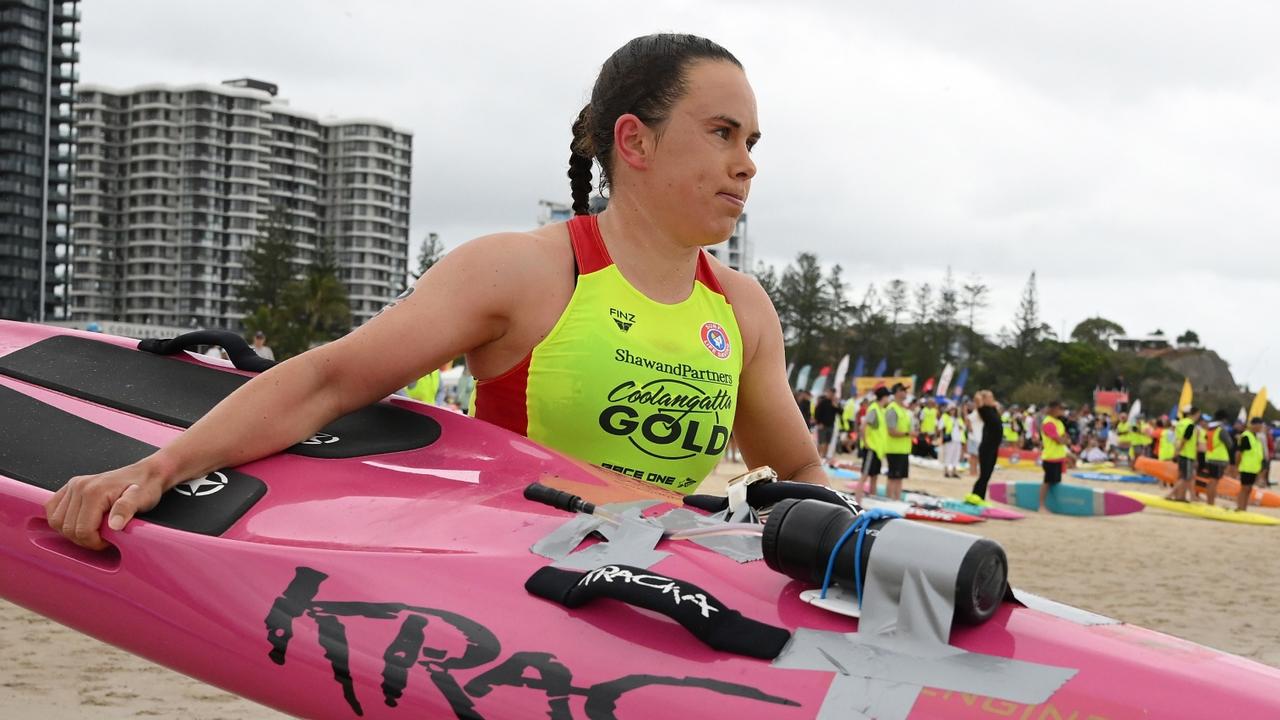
<box><xmin>761</xmin><ymin>498</ymin><xmax>1008</xmax><ymax>625</ymax></box>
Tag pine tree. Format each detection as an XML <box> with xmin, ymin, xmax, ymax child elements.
<box><xmin>241</xmin><ymin>208</ymin><xmax>301</xmax><ymax>346</ymax></box>
<box><xmin>412</xmin><ymin>232</ymin><xmax>446</xmax><ymax>280</ymax></box>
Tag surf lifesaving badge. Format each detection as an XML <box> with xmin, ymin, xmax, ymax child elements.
<box><xmin>701</xmin><ymin>322</ymin><xmax>731</xmax><ymax>360</ymax></box>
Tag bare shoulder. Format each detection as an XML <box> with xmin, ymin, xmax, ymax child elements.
<box><xmin>703</xmin><ymin>253</ymin><xmax>777</xmax><ymax>321</ymax></box>
<box><xmin>446</xmin><ymin>224</ymin><xmax>571</xmax><ymax>276</ymax></box>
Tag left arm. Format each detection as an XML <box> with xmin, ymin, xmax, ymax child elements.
<box><xmin>725</xmin><ymin>274</ymin><xmax>827</xmax><ymax>485</ymax></box>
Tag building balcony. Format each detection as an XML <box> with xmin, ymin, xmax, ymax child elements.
<box><xmin>54</xmin><ymin>4</ymin><xmax>82</xmax><ymax>23</ymax></box>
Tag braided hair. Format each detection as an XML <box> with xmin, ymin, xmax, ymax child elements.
<box><xmin>567</xmin><ymin>34</ymin><xmax>742</xmax><ymax>216</ymax></box>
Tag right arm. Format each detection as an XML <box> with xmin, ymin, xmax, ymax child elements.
<box><xmin>46</xmin><ymin>232</ymin><xmax>535</xmax><ymax>549</ymax></box>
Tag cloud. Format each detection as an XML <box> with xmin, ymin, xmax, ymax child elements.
<box><xmin>78</xmin><ymin>1</ymin><xmax>1280</xmax><ymax>395</ymax></box>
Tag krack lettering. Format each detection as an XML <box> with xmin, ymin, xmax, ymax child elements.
<box><xmin>614</xmin><ymin>348</ymin><xmax>733</xmax><ymax>386</ymax></box>
<box><xmin>265</xmin><ymin>567</ymin><xmax>800</xmax><ymax>718</ymax></box>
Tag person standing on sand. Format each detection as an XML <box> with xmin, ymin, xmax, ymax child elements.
<box><xmin>967</xmin><ymin>390</ymin><xmax>1003</xmax><ymax>505</ymax></box>
<box><xmin>1201</xmin><ymin>410</ymin><xmax>1234</xmax><ymax>506</ymax></box>
<box><xmin>1167</xmin><ymin>406</ymin><xmax>1199</xmax><ymax>501</ymax></box>
<box><xmin>856</xmin><ymin>386</ymin><xmax>890</xmax><ymax>505</ymax></box>
<box><xmin>1234</xmin><ymin>417</ymin><xmax>1266</xmax><ymax>511</ymax></box>
<box><xmin>1038</xmin><ymin>401</ymin><xmax>1072</xmax><ymax>512</ymax></box>
<box><xmin>941</xmin><ymin>402</ymin><xmax>966</xmax><ymax>478</ymax></box>
<box><xmin>882</xmin><ymin>383</ymin><xmax>912</xmax><ymax>500</ymax></box>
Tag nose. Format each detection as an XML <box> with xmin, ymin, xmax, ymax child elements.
<box><xmin>733</xmin><ymin>144</ymin><xmax>756</xmax><ymax>181</ymax></box>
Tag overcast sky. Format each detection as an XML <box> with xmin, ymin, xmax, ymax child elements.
<box><xmin>80</xmin><ymin>1</ymin><xmax>1280</xmax><ymax>399</ymax></box>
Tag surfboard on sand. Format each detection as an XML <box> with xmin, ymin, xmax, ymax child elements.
<box><xmin>988</xmin><ymin>481</ymin><xmax>1144</xmax><ymax>517</ymax></box>
<box><xmin>1120</xmin><ymin>492</ymin><xmax>1279</xmax><ymax>526</ymax></box>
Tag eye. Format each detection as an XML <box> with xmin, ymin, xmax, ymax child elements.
<box><xmin>714</xmin><ymin>127</ymin><xmax>731</xmax><ymax>140</ymax></box>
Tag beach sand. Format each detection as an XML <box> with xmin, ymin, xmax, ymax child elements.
<box><xmin>4</xmin><ymin>457</ymin><xmax>1279</xmax><ymax>718</ymax></box>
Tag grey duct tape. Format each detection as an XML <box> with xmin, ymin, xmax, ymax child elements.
<box><xmin>655</xmin><ymin>508</ymin><xmax>763</xmax><ymax>563</ymax></box>
<box><xmin>774</xmin><ymin>520</ymin><xmax>1077</xmax><ymax>718</ymax></box>
<box><xmin>775</xmin><ymin>628</ymin><xmax>1076</xmax><ymax>708</ymax></box>
<box><xmin>530</xmin><ymin>500</ymin><xmax>672</xmax><ymax>571</ymax></box>
<box><xmin>1012</xmin><ymin>588</ymin><xmax>1119</xmax><ymax>626</ymax></box>
<box><xmin>858</xmin><ymin>517</ymin><xmax>977</xmax><ymax>648</ymax></box>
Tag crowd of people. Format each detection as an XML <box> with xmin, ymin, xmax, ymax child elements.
<box><xmin>796</xmin><ymin>386</ymin><xmax>1278</xmax><ymax>513</ymax></box>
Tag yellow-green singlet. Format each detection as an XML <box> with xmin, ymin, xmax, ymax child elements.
<box><xmin>471</xmin><ymin>215</ymin><xmax>742</xmax><ymax>494</ymax></box>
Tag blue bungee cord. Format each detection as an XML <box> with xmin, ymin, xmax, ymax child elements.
<box><xmin>818</xmin><ymin>507</ymin><xmax>901</xmax><ymax>606</ymax></box>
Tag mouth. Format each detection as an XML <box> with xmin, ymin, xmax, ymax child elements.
<box><xmin>717</xmin><ymin>192</ymin><xmax>746</xmax><ymax>208</ymax></box>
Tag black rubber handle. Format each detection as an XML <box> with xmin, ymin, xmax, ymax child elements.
<box><xmin>525</xmin><ymin>564</ymin><xmax>791</xmax><ymax>659</ymax></box>
<box><xmin>685</xmin><ymin>481</ymin><xmax>861</xmax><ymax>516</ymax></box>
<box><xmin>524</xmin><ymin>482</ymin><xmax>596</xmax><ymax>515</ymax></box>
<box><xmin>138</xmin><ymin>330</ymin><xmax>276</xmax><ymax>373</ymax></box>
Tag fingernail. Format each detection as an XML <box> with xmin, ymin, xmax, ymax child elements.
<box><xmin>108</xmin><ymin>515</ymin><xmax>125</xmax><ymax>531</ymax></box>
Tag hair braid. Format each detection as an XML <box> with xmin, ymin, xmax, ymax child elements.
<box><xmin>568</xmin><ymin>104</ymin><xmax>594</xmax><ymax>215</ymax></box>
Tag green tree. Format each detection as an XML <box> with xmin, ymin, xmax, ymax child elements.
<box><xmin>884</xmin><ymin>279</ymin><xmax>908</xmax><ymax>335</ymax></box>
<box><xmin>958</xmin><ymin>275</ymin><xmax>989</xmax><ymax>358</ymax></box>
<box><xmin>1070</xmin><ymin>317</ymin><xmax>1126</xmax><ymax>347</ymax></box>
<box><xmin>241</xmin><ymin>208</ymin><xmax>301</xmax><ymax>347</ymax></box>
<box><xmin>772</xmin><ymin>253</ymin><xmax>851</xmax><ymax>366</ymax></box>
<box><xmin>412</xmin><ymin>232</ymin><xmax>446</xmax><ymax>280</ymax></box>
<box><xmin>240</xmin><ymin>209</ymin><xmax>297</xmax><ymax>318</ymax></box>
<box><xmin>275</xmin><ymin>240</ymin><xmax>352</xmax><ymax>358</ymax></box>
<box><xmin>1177</xmin><ymin>329</ymin><xmax>1201</xmax><ymax>347</ymax></box>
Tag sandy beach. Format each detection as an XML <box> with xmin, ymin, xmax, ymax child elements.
<box><xmin>4</xmin><ymin>457</ymin><xmax>1279</xmax><ymax>718</ymax></box>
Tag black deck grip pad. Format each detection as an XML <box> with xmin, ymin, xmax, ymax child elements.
<box><xmin>526</xmin><ymin>564</ymin><xmax>792</xmax><ymax>660</ymax></box>
<box><xmin>0</xmin><ymin>384</ymin><xmax>264</xmax><ymax>535</ymax></box>
<box><xmin>0</xmin><ymin>335</ymin><xmax>441</xmax><ymax>459</ymax></box>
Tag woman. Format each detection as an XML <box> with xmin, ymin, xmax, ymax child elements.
<box><xmin>967</xmin><ymin>390</ymin><xmax>1004</xmax><ymax>504</ymax></box>
<box><xmin>940</xmin><ymin>403</ymin><xmax>966</xmax><ymax>478</ymax></box>
<box><xmin>965</xmin><ymin>399</ymin><xmax>982</xmax><ymax>476</ymax></box>
<box><xmin>47</xmin><ymin>34</ymin><xmax>828</xmax><ymax>551</ymax></box>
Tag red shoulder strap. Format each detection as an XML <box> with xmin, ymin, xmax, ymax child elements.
<box><xmin>567</xmin><ymin>215</ymin><xmax>613</xmax><ymax>275</ymax></box>
<box><xmin>695</xmin><ymin>249</ymin><xmax>728</xmax><ymax>300</ymax></box>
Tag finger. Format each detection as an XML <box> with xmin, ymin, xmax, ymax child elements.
<box><xmin>60</xmin><ymin>488</ymin><xmax>84</xmax><ymax>543</ymax></box>
<box><xmin>108</xmin><ymin>484</ymin><xmax>147</xmax><ymax>531</ymax></box>
<box><xmin>74</xmin><ymin>491</ymin><xmax>113</xmax><ymax>551</ymax></box>
<box><xmin>46</xmin><ymin>483</ymin><xmax>71</xmax><ymax>529</ymax></box>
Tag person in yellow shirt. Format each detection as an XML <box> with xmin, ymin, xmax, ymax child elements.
<box><xmin>1234</xmin><ymin>417</ymin><xmax>1267</xmax><ymax>511</ymax></box>
<box><xmin>883</xmin><ymin>383</ymin><xmax>912</xmax><ymax>500</ymax></box>
<box><xmin>1168</xmin><ymin>405</ymin><xmax>1200</xmax><ymax>502</ymax></box>
<box><xmin>1038</xmin><ymin>401</ymin><xmax>1073</xmax><ymax>511</ymax></box>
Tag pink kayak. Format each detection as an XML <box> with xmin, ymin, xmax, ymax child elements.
<box><xmin>2</xmin><ymin>321</ymin><xmax>1279</xmax><ymax>719</ymax></box>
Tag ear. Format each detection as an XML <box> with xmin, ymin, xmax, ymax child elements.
<box><xmin>613</xmin><ymin>113</ymin><xmax>653</xmax><ymax>171</ymax></box>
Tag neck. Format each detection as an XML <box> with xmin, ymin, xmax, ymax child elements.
<box><xmin>594</xmin><ymin>192</ymin><xmax>702</xmax><ymax>304</ymax></box>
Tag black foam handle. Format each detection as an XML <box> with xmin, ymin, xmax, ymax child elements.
<box><xmin>138</xmin><ymin>330</ymin><xmax>276</xmax><ymax>373</ymax></box>
<box><xmin>523</xmin><ymin>483</ymin><xmax>596</xmax><ymax>515</ymax></box>
<box><xmin>525</xmin><ymin>565</ymin><xmax>791</xmax><ymax>660</ymax></box>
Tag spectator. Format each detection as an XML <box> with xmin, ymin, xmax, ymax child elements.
<box><xmin>252</xmin><ymin>330</ymin><xmax>275</xmax><ymax>361</ymax></box>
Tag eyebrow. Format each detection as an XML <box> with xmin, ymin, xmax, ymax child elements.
<box><xmin>711</xmin><ymin>114</ymin><xmax>762</xmax><ymax>142</ymax></box>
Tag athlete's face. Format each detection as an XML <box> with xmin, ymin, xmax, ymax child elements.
<box><xmin>647</xmin><ymin>61</ymin><xmax>759</xmax><ymax>246</ymax></box>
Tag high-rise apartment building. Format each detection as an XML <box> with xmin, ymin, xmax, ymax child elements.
<box><xmin>0</xmin><ymin>0</ymin><xmax>80</xmax><ymax>321</ymax></box>
<box><xmin>71</xmin><ymin>78</ymin><xmax>411</xmax><ymax>329</ymax></box>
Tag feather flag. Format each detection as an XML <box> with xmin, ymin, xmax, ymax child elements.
<box><xmin>785</xmin><ymin>362</ymin><xmax>795</xmax><ymax>385</ymax></box>
<box><xmin>936</xmin><ymin>363</ymin><xmax>955</xmax><ymax>398</ymax></box>
<box><xmin>951</xmin><ymin>367</ymin><xmax>969</xmax><ymax>397</ymax></box>
<box><xmin>832</xmin><ymin>355</ymin><xmax>850</xmax><ymax>399</ymax></box>
<box><xmin>872</xmin><ymin>357</ymin><xmax>887</xmax><ymax>378</ymax></box>
<box><xmin>809</xmin><ymin>366</ymin><xmax>831</xmax><ymax>395</ymax></box>
<box><xmin>795</xmin><ymin>365</ymin><xmax>812</xmax><ymax>392</ymax></box>
<box><xmin>851</xmin><ymin>355</ymin><xmax>866</xmax><ymax>382</ymax></box>
<box><xmin>1177</xmin><ymin>379</ymin><xmax>1193</xmax><ymax>416</ymax></box>
<box><xmin>1250</xmin><ymin>387</ymin><xmax>1268</xmax><ymax>421</ymax></box>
